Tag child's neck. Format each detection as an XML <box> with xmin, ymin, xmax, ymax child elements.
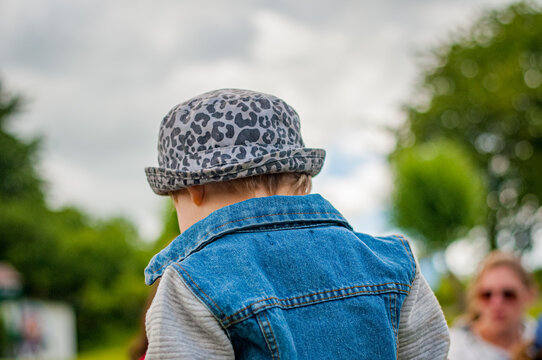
<box><xmin>175</xmin><ymin>185</ymin><xmax>300</xmax><ymax>232</ymax></box>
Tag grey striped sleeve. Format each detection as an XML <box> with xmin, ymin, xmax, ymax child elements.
<box><xmin>145</xmin><ymin>266</ymin><xmax>235</xmax><ymax>360</ymax></box>
<box><xmin>146</xmin><ymin>262</ymin><xmax>450</xmax><ymax>359</ymax></box>
<box><xmin>397</xmin><ymin>265</ymin><xmax>450</xmax><ymax>359</ymax></box>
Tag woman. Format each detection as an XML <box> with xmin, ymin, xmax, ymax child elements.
<box><xmin>449</xmin><ymin>251</ymin><xmax>538</xmax><ymax>360</ymax></box>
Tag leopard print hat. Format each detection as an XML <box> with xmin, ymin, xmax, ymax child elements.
<box><xmin>145</xmin><ymin>89</ymin><xmax>326</xmax><ymax>195</ymax></box>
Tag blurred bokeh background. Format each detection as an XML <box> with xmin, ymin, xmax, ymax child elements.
<box><xmin>1</xmin><ymin>0</ymin><xmax>542</xmax><ymax>358</ymax></box>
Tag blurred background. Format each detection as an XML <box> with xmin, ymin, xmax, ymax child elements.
<box><xmin>1</xmin><ymin>0</ymin><xmax>542</xmax><ymax>358</ymax></box>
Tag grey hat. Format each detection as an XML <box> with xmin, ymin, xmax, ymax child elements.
<box><xmin>145</xmin><ymin>88</ymin><xmax>326</xmax><ymax>195</ymax></box>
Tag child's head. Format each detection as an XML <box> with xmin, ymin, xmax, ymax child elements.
<box><xmin>203</xmin><ymin>172</ymin><xmax>312</xmax><ymax>197</ymax></box>
<box><xmin>145</xmin><ymin>88</ymin><xmax>325</xmax><ymax>196</ymax></box>
<box><xmin>145</xmin><ymin>89</ymin><xmax>325</xmax><ymax>229</ymax></box>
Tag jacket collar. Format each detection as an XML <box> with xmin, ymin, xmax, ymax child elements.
<box><xmin>145</xmin><ymin>194</ymin><xmax>351</xmax><ymax>285</ymax></box>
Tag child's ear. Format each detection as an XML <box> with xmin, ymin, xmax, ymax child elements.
<box><xmin>187</xmin><ymin>185</ymin><xmax>205</xmax><ymax>206</ymax></box>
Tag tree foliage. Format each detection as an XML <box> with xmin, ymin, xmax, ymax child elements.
<box><xmin>152</xmin><ymin>201</ymin><xmax>180</xmax><ymax>253</ymax></box>
<box><xmin>0</xmin><ymin>83</ymin><xmax>43</xmax><ymax>204</ymax></box>
<box><xmin>391</xmin><ymin>139</ymin><xmax>486</xmax><ymax>253</ymax></box>
<box><xmin>0</xmin><ymin>80</ymin><xmax>152</xmax><ymax>350</ymax></box>
<box><xmin>395</xmin><ymin>1</ymin><xmax>542</xmax><ymax>250</ymax></box>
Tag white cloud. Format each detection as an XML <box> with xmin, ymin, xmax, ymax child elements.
<box><xmin>1</xmin><ymin>0</ymin><xmax>523</xmax><ymax>242</ymax></box>
<box><xmin>251</xmin><ymin>10</ymin><xmax>347</xmax><ymax>65</ymax></box>
<box><xmin>313</xmin><ymin>157</ymin><xmax>392</xmax><ymax>222</ymax></box>
<box><xmin>336</xmin><ymin>128</ymin><xmax>397</xmax><ymax>157</ymax></box>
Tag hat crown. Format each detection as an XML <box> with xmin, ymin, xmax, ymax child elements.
<box><xmin>145</xmin><ymin>88</ymin><xmax>325</xmax><ymax>195</ymax></box>
<box><xmin>157</xmin><ymin>89</ymin><xmax>305</xmax><ymax>170</ymax></box>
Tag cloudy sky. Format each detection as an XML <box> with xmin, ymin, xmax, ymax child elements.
<box><xmin>1</xmin><ymin>0</ymin><xmax>523</xmax><ymax>271</ymax></box>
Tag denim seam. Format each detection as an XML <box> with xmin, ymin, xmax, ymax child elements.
<box><xmin>264</xmin><ymin>312</ymin><xmax>281</xmax><ymax>360</ymax></box>
<box><xmin>393</xmin><ymin>234</ymin><xmax>416</xmax><ymax>283</ymax></box>
<box><xmin>226</xmin><ymin>281</ymin><xmax>411</xmax><ymax>319</ymax></box>
<box><xmin>235</xmin><ymin>222</ymin><xmax>337</xmax><ymax>234</ymax></box>
<box><xmin>223</xmin><ymin>283</ymin><xmax>410</xmax><ymax>327</ymax></box>
<box><xmin>200</xmin><ymin>211</ymin><xmax>345</xmax><ymax>241</ymax></box>
<box><xmin>258</xmin><ymin>312</ymin><xmax>281</xmax><ymax>360</ymax></box>
<box><xmin>149</xmin><ymin>211</ymin><xmax>347</xmax><ymax>277</ymax></box>
<box><xmin>394</xmin><ymin>293</ymin><xmax>399</xmax><ymax>360</ymax></box>
<box><xmin>389</xmin><ymin>293</ymin><xmax>394</xmax><ymax>341</ymax></box>
<box><xmin>174</xmin><ymin>264</ymin><xmax>226</xmax><ymax>318</ymax></box>
<box><xmin>256</xmin><ymin>314</ymin><xmax>276</xmax><ymax>360</ymax></box>
<box><xmin>396</xmin><ymin>292</ymin><xmax>399</xmax><ymax>338</ymax></box>
<box><xmin>394</xmin><ymin>234</ymin><xmax>414</xmax><ymax>360</ymax></box>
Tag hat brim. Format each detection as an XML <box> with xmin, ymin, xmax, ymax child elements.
<box><xmin>145</xmin><ymin>147</ymin><xmax>325</xmax><ymax>195</ymax></box>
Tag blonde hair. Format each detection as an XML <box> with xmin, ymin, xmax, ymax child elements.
<box><xmin>212</xmin><ymin>173</ymin><xmax>312</xmax><ymax>196</ymax></box>
<box><xmin>170</xmin><ymin>173</ymin><xmax>312</xmax><ymax>199</ymax></box>
<box><xmin>465</xmin><ymin>251</ymin><xmax>536</xmax><ymax>322</ymax></box>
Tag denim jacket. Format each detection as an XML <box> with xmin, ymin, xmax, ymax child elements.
<box><xmin>145</xmin><ymin>194</ymin><xmax>432</xmax><ymax>359</ymax></box>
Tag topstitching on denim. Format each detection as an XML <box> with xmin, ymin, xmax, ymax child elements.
<box><xmin>151</xmin><ymin>212</ymin><xmax>345</xmax><ymax>275</ymax></box>
<box><xmin>145</xmin><ymin>194</ymin><xmax>421</xmax><ymax>359</ymax></box>
<box><xmin>173</xmin><ymin>264</ymin><xmax>412</xmax><ymax>328</ymax></box>
<box><xmin>392</xmin><ymin>234</ymin><xmax>416</xmax><ymax>282</ymax></box>
<box><xmin>173</xmin><ymin>263</ymin><xmax>226</xmax><ymax>319</ymax></box>
<box><xmin>257</xmin><ymin>312</ymin><xmax>280</xmax><ymax>360</ymax></box>
<box><xmin>145</xmin><ymin>195</ymin><xmax>352</xmax><ymax>285</ymax></box>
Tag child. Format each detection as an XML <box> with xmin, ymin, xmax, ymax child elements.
<box><xmin>143</xmin><ymin>89</ymin><xmax>449</xmax><ymax>359</ymax></box>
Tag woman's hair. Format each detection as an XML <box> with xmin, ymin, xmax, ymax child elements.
<box><xmin>465</xmin><ymin>251</ymin><xmax>536</xmax><ymax>323</ymax></box>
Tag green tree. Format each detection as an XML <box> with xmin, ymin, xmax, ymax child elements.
<box><xmin>0</xmin><ymin>82</ymin><xmax>43</xmax><ymax>204</ymax></box>
<box><xmin>391</xmin><ymin>139</ymin><xmax>486</xmax><ymax>253</ymax></box>
<box><xmin>396</xmin><ymin>1</ymin><xmax>542</xmax><ymax>250</ymax></box>
<box><xmin>0</xmin><ymin>80</ymin><xmax>50</xmax><ymax>290</ymax></box>
<box><xmin>0</xmin><ymin>80</ymin><xmax>151</xmax><ymax>351</ymax></box>
<box><xmin>152</xmin><ymin>201</ymin><xmax>180</xmax><ymax>253</ymax></box>
<box><xmin>391</xmin><ymin>140</ymin><xmax>486</xmax><ymax>310</ymax></box>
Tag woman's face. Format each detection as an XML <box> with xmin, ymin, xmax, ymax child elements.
<box><xmin>475</xmin><ymin>265</ymin><xmax>533</xmax><ymax>332</ymax></box>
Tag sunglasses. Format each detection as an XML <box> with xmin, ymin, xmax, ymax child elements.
<box><xmin>477</xmin><ymin>289</ymin><xmax>518</xmax><ymax>302</ymax></box>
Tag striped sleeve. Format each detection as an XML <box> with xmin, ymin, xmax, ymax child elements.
<box><xmin>397</xmin><ymin>264</ymin><xmax>450</xmax><ymax>359</ymax></box>
<box><xmin>145</xmin><ymin>266</ymin><xmax>235</xmax><ymax>360</ymax></box>
<box><xmin>146</xmin><ymin>258</ymin><xmax>450</xmax><ymax>359</ymax></box>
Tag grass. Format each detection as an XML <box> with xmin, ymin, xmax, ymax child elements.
<box><xmin>76</xmin><ymin>330</ymin><xmax>136</xmax><ymax>360</ymax></box>
<box><xmin>77</xmin><ymin>344</ymin><xmax>128</xmax><ymax>360</ymax></box>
